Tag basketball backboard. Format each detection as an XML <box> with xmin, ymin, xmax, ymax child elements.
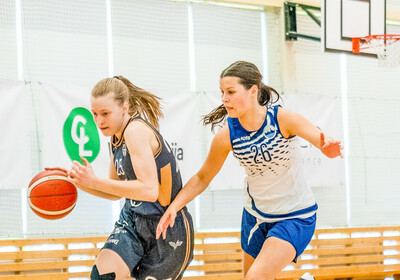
<box><xmin>323</xmin><ymin>0</ymin><xmax>386</xmax><ymax>55</ymax></box>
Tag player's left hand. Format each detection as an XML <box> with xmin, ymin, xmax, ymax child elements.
<box><xmin>156</xmin><ymin>206</ymin><xmax>178</xmax><ymax>240</ymax></box>
<box><xmin>68</xmin><ymin>157</ymin><xmax>96</xmax><ymax>188</ymax></box>
<box><xmin>320</xmin><ymin>132</ymin><xmax>343</xmax><ymax>158</ymax></box>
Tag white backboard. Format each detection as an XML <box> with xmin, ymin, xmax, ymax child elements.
<box><xmin>323</xmin><ymin>0</ymin><xmax>386</xmax><ymax>55</ymax></box>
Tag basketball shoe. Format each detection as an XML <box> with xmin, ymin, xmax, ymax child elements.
<box><xmin>299</xmin><ymin>272</ymin><xmax>315</xmax><ymax>280</ymax></box>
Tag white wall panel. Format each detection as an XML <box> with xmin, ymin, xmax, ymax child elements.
<box><xmin>193</xmin><ymin>3</ymin><xmax>264</xmax><ymax>92</ymax></box>
<box><xmin>112</xmin><ymin>0</ymin><xmax>190</xmax><ymax>93</ymax></box>
<box><xmin>0</xmin><ymin>0</ymin><xmax>17</xmax><ymax>79</ymax></box>
<box><xmin>21</xmin><ymin>0</ymin><xmax>108</xmax><ymax>85</ymax></box>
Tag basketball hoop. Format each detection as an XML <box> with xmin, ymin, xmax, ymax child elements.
<box><xmin>352</xmin><ymin>34</ymin><xmax>400</xmax><ymax>67</ymax></box>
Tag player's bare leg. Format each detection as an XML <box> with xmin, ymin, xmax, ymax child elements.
<box><xmin>91</xmin><ymin>248</ymin><xmax>133</xmax><ymax>280</ymax></box>
<box><xmin>243</xmin><ymin>251</ymin><xmax>255</xmax><ymax>276</ymax></box>
<box><xmin>244</xmin><ymin>236</ymin><xmax>296</xmax><ymax>280</ymax></box>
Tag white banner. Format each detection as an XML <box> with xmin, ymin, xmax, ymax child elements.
<box><xmin>158</xmin><ymin>92</ymin><xmax>204</xmax><ymax>184</ymax></box>
<box><xmin>281</xmin><ymin>94</ymin><xmax>345</xmax><ymax>188</ymax></box>
<box><xmin>41</xmin><ymin>86</ymin><xmax>206</xmax><ymax>187</ymax></box>
<box><xmin>0</xmin><ymin>80</ymin><xmax>344</xmax><ymax>191</ymax></box>
<box><xmin>41</xmin><ymin>83</ymin><xmax>110</xmax><ymax>178</ymax></box>
<box><xmin>203</xmin><ymin>92</ymin><xmax>246</xmax><ymax>190</ymax></box>
<box><xmin>34</xmin><ymin>83</ymin><xmax>114</xmax><ymax>233</ymax></box>
<box><xmin>0</xmin><ymin>80</ymin><xmax>31</xmax><ymax>189</ymax></box>
<box><xmin>159</xmin><ymin>91</ymin><xmax>247</xmax><ymax>190</ymax></box>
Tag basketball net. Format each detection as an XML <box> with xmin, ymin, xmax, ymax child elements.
<box><xmin>352</xmin><ymin>35</ymin><xmax>400</xmax><ymax>67</ymax></box>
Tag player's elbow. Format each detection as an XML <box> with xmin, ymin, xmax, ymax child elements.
<box><xmin>195</xmin><ymin>171</ymin><xmax>213</xmax><ymax>189</ymax></box>
<box><xmin>147</xmin><ymin>182</ymin><xmax>159</xmax><ymax>202</ymax></box>
<box><xmin>147</xmin><ymin>193</ymin><xmax>158</xmax><ymax>203</ymax></box>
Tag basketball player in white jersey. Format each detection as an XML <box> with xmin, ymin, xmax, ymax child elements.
<box><xmin>156</xmin><ymin>61</ymin><xmax>342</xmax><ymax>280</ymax></box>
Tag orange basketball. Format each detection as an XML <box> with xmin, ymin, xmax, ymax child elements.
<box><xmin>28</xmin><ymin>170</ymin><xmax>78</xmax><ymax>220</ymax></box>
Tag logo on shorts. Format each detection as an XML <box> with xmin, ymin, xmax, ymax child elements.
<box><xmin>169</xmin><ymin>240</ymin><xmax>183</xmax><ymax>250</ymax></box>
<box><xmin>112</xmin><ymin>228</ymin><xmax>127</xmax><ymax>234</ymax></box>
<box><xmin>116</xmin><ymin>220</ymin><xmax>129</xmax><ymax>228</ymax></box>
<box><xmin>106</xmin><ymin>239</ymin><xmax>119</xmax><ymax>245</ymax></box>
<box><xmin>130</xmin><ymin>200</ymin><xmax>142</xmax><ymax>207</ymax></box>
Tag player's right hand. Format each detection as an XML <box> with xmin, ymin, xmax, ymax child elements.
<box><xmin>156</xmin><ymin>206</ymin><xmax>178</xmax><ymax>240</ymax></box>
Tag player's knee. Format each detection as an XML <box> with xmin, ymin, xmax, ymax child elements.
<box><xmin>90</xmin><ymin>265</ymin><xmax>116</xmax><ymax>280</ymax></box>
<box><xmin>245</xmin><ymin>266</ymin><xmax>274</xmax><ymax>280</ymax></box>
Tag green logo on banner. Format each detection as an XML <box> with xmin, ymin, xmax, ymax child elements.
<box><xmin>63</xmin><ymin>107</ymin><xmax>100</xmax><ymax>163</ymax></box>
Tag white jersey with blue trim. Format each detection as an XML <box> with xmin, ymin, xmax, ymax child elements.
<box><xmin>227</xmin><ymin>104</ymin><xmax>317</xmax><ymax>222</ymax></box>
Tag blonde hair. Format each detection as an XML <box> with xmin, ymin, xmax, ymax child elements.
<box><xmin>91</xmin><ymin>76</ymin><xmax>163</xmax><ymax>128</ymax></box>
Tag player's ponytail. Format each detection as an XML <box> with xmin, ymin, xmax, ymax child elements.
<box><xmin>202</xmin><ymin>104</ymin><xmax>227</xmax><ymax>130</ymax></box>
<box><xmin>258</xmin><ymin>83</ymin><xmax>280</xmax><ymax>106</ymax></box>
<box><xmin>202</xmin><ymin>61</ymin><xmax>280</xmax><ymax>131</ymax></box>
<box><xmin>115</xmin><ymin>75</ymin><xmax>163</xmax><ymax>129</ymax></box>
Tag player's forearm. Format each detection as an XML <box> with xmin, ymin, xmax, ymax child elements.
<box><xmin>91</xmin><ymin>177</ymin><xmax>158</xmax><ymax>202</ymax></box>
<box><xmin>75</xmin><ymin>184</ymin><xmax>121</xmax><ymax>200</ymax></box>
<box><xmin>169</xmin><ymin>174</ymin><xmax>209</xmax><ymax>212</ymax></box>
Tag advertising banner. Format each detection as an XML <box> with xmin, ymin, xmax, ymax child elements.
<box><xmin>0</xmin><ymin>81</ymin><xmax>31</xmax><ymax>189</ymax></box>
<box><xmin>281</xmin><ymin>94</ymin><xmax>345</xmax><ymax>188</ymax></box>
<box><xmin>41</xmin><ymin>83</ymin><xmax>110</xmax><ymax>179</ymax></box>
<box><xmin>0</xmin><ymin>80</ymin><xmax>344</xmax><ymax>191</ymax></box>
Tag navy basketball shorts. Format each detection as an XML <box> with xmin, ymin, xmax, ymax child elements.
<box><xmin>102</xmin><ymin>209</ymin><xmax>194</xmax><ymax>280</ymax></box>
<box><xmin>241</xmin><ymin>208</ymin><xmax>316</xmax><ymax>262</ymax></box>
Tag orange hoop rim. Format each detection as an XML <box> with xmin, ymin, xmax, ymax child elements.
<box><xmin>352</xmin><ymin>34</ymin><xmax>400</xmax><ymax>54</ymax></box>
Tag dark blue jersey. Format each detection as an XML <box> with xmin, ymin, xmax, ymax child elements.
<box><xmin>111</xmin><ymin>116</ymin><xmax>183</xmax><ymax>216</ymax></box>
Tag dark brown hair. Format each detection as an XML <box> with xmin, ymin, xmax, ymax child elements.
<box><xmin>203</xmin><ymin>61</ymin><xmax>280</xmax><ymax>130</ymax></box>
<box><xmin>91</xmin><ymin>75</ymin><xmax>163</xmax><ymax>128</ymax></box>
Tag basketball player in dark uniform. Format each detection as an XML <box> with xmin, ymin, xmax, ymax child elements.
<box><xmin>66</xmin><ymin>76</ymin><xmax>194</xmax><ymax>280</ymax></box>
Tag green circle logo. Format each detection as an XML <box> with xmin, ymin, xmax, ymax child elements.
<box><xmin>63</xmin><ymin>107</ymin><xmax>100</xmax><ymax>163</ymax></box>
